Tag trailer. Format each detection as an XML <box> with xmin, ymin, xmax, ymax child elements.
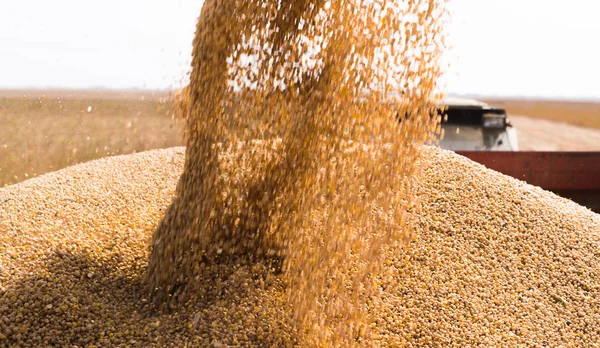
<box><xmin>438</xmin><ymin>98</ymin><xmax>600</xmax><ymax>213</ymax></box>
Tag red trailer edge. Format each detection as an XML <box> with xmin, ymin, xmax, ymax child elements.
<box><xmin>456</xmin><ymin>151</ymin><xmax>600</xmax><ymax>213</ymax></box>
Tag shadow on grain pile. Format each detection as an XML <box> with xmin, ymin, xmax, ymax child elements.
<box><xmin>1</xmin><ymin>245</ymin><xmax>297</xmax><ymax>347</ymax></box>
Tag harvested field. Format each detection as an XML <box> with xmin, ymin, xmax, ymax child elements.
<box><xmin>483</xmin><ymin>99</ymin><xmax>600</xmax><ymax>130</ymax></box>
<box><xmin>0</xmin><ymin>145</ymin><xmax>598</xmax><ymax>347</ymax></box>
<box><xmin>2</xmin><ymin>93</ymin><xmax>600</xmax><ymax>187</ymax></box>
<box><xmin>0</xmin><ymin>94</ymin><xmax>182</xmax><ymax>187</ymax></box>
<box><xmin>0</xmin><ymin>89</ymin><xmax>168</xmax><ymax>101</ymax></box>
<box><xmin>510</xmin><ymin>115</ymin><xmax>600</xmax><ymax>151</ymax></box>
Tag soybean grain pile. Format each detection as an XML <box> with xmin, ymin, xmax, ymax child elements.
<box><xmin>1</xmin><ymin>145</ymin><xmax>599</xmax><ymax>347</ymax></box>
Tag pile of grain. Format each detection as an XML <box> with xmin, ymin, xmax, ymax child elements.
<box><xmin>0</xmin><ymin>148</ymin><xmax>296</xmax><ymax>347</ymax></box>
<box><xmin>1</xmin><ymin>145</ymin><xmax>598</xmax><ymax>346</ymax></box>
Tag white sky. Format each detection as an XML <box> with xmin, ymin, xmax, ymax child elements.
<box><xmin>1</xmin><ymin>0</ymin><xmax>599</xmax><ymax>99</ymax></box>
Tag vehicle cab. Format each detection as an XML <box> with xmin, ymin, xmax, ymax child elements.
<box><xmin>436</xmin><ymin>97</ymin><xmax>519</xmax><ymax>151</ymax></box>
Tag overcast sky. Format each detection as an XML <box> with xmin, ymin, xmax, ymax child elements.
<box><xmin>1</xmin><ymin>0</ymin><xmax>599</xmax><ymax>99</ymax></box>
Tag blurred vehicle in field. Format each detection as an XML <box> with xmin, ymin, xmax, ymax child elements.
<box><xmin>436</xmin><ymin>97</ymin><xmax>519</xmax><ymax>151</ymax></box>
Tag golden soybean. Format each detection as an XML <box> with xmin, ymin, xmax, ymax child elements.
<box><xmin>1</xmin><ymin>147</ymin><xmax>599</xmax><ymax>346</ymax></box>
